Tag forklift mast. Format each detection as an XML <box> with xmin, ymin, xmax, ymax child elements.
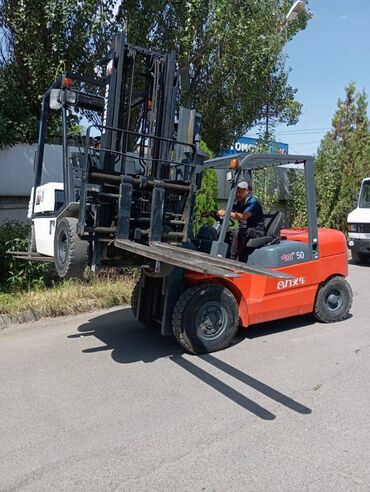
<box><xmin>31</xmin><ymin>32</ymin><xmax>203</xmax><ymax>271</ymax></box>
<box><xmin>30</xmin><ymin>31</ymin><xmax>301</xmax><ymax>283</ymax></box>
<box><xmin>75</xmin><ymin>33</ymin><xmax>202</xmax><ymax>270</ymax></box>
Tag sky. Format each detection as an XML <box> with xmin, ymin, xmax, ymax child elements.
<box><xmin>247</xmin><ymin>0</ymin><xmax>370</xmax><ymax>156</ymax></box>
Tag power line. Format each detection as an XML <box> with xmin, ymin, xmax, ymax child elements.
<box><xmin>275</xmin><ymin>128</ymin><xmax>330</xmax><ymax>135</ymax></box>
<box><xmin>288</xmin><ymin>141</ymin><xmax>322</xmax><ymax>145</ymax></box>
<box><xmin>247</xmin><ymin>128</ymin><xmax>330</xmax><ymax>139</ymax></box>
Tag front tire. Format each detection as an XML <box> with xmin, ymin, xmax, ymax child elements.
<box><xmin>313</xmin><ymin>276</ymin><xmax>353</xmax><ymax>323</ymax></box>
<box><xmin>54</xmin><ymin>217</ymin><xmax>88</xmax><ymax>279</ymax></box>
<box><xmin>172</xmin><ymin>284</ymin><xmax>239</xmax><ymax>354</ymax></box>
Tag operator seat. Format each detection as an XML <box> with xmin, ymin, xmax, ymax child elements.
<box><xmin>245</xmin><ymin>211</ymin><xmax>285</xmax><ymax>249</ymax></box>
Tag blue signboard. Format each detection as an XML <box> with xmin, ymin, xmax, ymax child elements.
<box><xmin>220</xmin><ymin>136</ymin><xmax>288</xmax><ymax>156</ymax></box>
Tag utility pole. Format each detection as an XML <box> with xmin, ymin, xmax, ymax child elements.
<box><xmin>265</xmin><ymin>1</ymin><xmax>306</xmax><ymax>143</ymax></box>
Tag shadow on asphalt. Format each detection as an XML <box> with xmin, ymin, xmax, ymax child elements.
<box><xmin>240</xmin><ymin>314</ymin><xmax>316</xmax><ymax>339</ymax></box>
<box><xmin>71</xmin><ymin>308</ymin><xmax>312</xmax><ymax>420</ymax></box>
<box><xmin>348</xmin><ymin>259</ymin><xmax>370</xmax><ymax>267</ymax></box>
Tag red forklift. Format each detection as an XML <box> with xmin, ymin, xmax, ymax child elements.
<box><xmin>14</xmin><ymin>33</ymin><xmax>352</xmax><ymax>354</ymax></box>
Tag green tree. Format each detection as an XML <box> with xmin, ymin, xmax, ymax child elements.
<box><xmin>315</xmin><ymin>134</ymin><xmax>342</xmax><ymax>228</ymax></box>
<box><xmin>247</xmin><ymin>136</ymin><xmax>280</xmax><ymax>211</ymax></box>
<box><xmin>315</xmin><ymin>82</ymin><xmax>370</xmax><ymax>231</ymax></box>
<box><xmin>0</xmin><ymin>0</ymin><xmax>116</xmax><ymax>146</ymax></box>
<box><xmin>115</xmin><ymin>0</ymin><xmax>310</xmax><ymax>152</ymax></box>
<box><xmin>193</xmin><ymin>141</ymin><xmax>218</xmax><ymax>233</ymax></box>
<box><xmin>287</xmin><ymin>169</ymin><xmax>306</xmax><ymax>227</ymax></box>
<box><xmin>0</xmin><ymin>1</ymin><xmax>309</xmax><ymax>152</ymax></box>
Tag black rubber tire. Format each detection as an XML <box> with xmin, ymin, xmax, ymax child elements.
<box><xmin>172</xmin><ymin>284</ymin><xmax>239</xmax><ymax>354</ymax></box>
<box><xmin>131</xmin><ymin>279</ymin><xmax>140</xmax><ymax>318</ymax></box>
<box><xmin>54</xmin><ymin>217</ymin><xmax>88</xmax><ymax>279</ymax></box>
<box><xmin>352</xmin><ymin>251</ymin><xmax>369</xmax><ymax>265</ymax></box>
<box><xmin>313</xmin><ymin>276</ymin><xmax>353</xmax><ymax>323</ymax></box>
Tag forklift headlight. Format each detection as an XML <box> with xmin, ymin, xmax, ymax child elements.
<box><xmin>65</xmin><ymin>90</ymin><xmax>77</xmax><ymax>105</ymax></box>
<box><xmin>347</xmin><ymin>223</ymin><xmax>357</xmax><ymax>232</ymax></box>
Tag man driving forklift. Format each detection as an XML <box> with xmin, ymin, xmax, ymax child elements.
<box><xmin>218</xmin><ymin>181</ymin><xmax>265</xmax><ymax>260</ymax></box>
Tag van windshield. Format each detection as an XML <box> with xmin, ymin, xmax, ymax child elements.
<box><xmin>359</xmin><ymin>181</ymin><xmax>370</xmax><ymax>208</ymax></box>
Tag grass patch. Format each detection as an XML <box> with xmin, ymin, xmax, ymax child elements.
<box><xmin>0</xmin><ymin>273</ymin><xmax>137</xmax><ymax>320</ymax></box>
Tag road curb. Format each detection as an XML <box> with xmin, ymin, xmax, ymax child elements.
<box><xmin>0</xmin><ymin>311</ymin><xmax>41</xmax><ymax>330</ymax></box>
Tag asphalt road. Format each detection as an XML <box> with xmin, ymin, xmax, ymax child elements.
<box><xmin>1</xmin><ymin>263</ymin><xmax>370</xmax><ymax>491</ymax></box>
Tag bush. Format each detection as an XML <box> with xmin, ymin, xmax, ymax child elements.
<box><xmin>287</xmin><ymin>170</ymin><xmax>307</xmax><ymax>227</ymax></box>
<box><xmin>193</xmin><ymin>141</ymin><xmax>219</xmax><ymax>233</ymax></box>
<box><xmin>0</xmin><ymin>221</ymin><xmax>49</xmax><ymax>291</ymax></box>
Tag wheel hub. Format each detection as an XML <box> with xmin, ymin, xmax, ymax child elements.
<box><xmin>58</xmin><ymin>232</ymin><xmax>68</xmax><ymax>264</ymax></box>
<box><xmin>326</xmin><ymin>289</ymin><xmax>343</xmax><ymax>311</ymax></box>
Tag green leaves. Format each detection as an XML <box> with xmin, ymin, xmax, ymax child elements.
<box><xmin>193</xmin><ymin>167</ymin><xmax>219</xmax><ymax>233</ymax></box>
<box><xmin>0</xmin><ymin>221</ymin><xmax>49</xmax><ymax>291</ymax></box>
<box><xmin>193</xmin><ymin>140</ymin><xmax>218</xmax><ymax>233</ymax></box>
<box><xmin>116</xmin><ymin>0</ymin><xmax>309</xmax><ymax>153</ymax></box>
<box><xmin>0</xmin><ymin>0</ymin><xmax>116</xmax><ymax>147</ymax></box>
<box><xmin>0</xmin><ymin>1</ymin><xmax>309</xmax><ymax>152</ymax></box>
<box><xmin>288</xmin><ymin>83</ymin><xmax>370</xmax><ymax>231</ymax></box>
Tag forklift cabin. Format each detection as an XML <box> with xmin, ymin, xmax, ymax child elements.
<box><xmin>131</xmin><ymin>152</ymin><xmax>352</xmax><ymax>354</ymax></box>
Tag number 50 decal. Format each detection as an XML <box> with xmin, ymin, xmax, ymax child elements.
<box><xmin>296</xmin><ymin>251</ymin><xmax>305</xmax><ymax>260</ymax></box>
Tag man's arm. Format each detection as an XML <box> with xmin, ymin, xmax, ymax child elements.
<box><xmin>218</xmin><ymin>209</ymin><xmax>252</xmax><ymax>221</ymax></box>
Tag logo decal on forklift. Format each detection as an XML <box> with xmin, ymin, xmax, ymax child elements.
<box><xmin>280</xmin><ymin>252</ymin><xmax>295</xmax><ymax>262</ymax></box>
<box><xmin>280</xmin><ymin>251</ymin><xmax>305</xmax><ymax>262</ymax></box>
<box><xmin>277</xmin><ymin>277</ymin><xmax>306</xmax><ymax>290</ymax></box>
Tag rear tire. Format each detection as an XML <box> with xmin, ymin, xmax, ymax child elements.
<box><xmin>131</xmin><ymin>280</ymin><xmax>141</xmax><ymax>318</ymax></box>
<box><xmin>54</xmin><ymin>217</ymin><xmax>88</xmax><ymax>279</ymax></box>
<box><xmin>313</xmin><ymin>276</ymin><xmax>352</xmax><ymax>323</ymax></box>
<box><xmin>352</xmin><ymin>251</ymin><xmax>369</xmax><ymax>265</ymax></box>
<box><xmin>172</xmin><ymin>284</ymin><xmax>239</xmax><ymax>354</ymax></box>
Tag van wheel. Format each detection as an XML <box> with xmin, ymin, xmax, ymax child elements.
<box><xmin>313</xmin><ymin>276</ymin><xmax>352</xmax><ymax>323</ymax></box>
<box><xmin>54</xmin><ymin>217</ymin><xmax>88</xmax><ymax>279</ymax></box>
<box><xmin>172</xmin><ymin>284</ymin><xmax>239</xmax><ymax>354</ymax></box>
<box><xmin>352</xmin><ymin>251</ymin><xmax>368</xmax><ymax>265</ymax></box>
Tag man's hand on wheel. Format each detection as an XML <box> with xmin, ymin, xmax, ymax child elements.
<box><xmin>200</xmin><ymin>210</ymin><xmax>220</xmax><ymax>219</ymax></box>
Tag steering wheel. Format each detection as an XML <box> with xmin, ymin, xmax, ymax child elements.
<box><xmin>201</xmin><ymin>210</ymin><xmax>236</xmax><ymax>227</ymax></box>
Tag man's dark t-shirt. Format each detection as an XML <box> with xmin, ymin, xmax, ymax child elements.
<box><xmin>232</xmin><ymin>195</ymin><xmax>265</xmax><ymax>231</ymax></box>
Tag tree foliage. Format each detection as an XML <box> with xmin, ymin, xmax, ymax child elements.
<box><xmin>248</xmin><ymin>138</ymin><xmax>280</xmax><ymax>211</ymax></box>
<box><xmin>117</xmin><ymin>0</ymin><xmax>309</xmax><ymax>152</ymax></box>
<box><xmin>0</xmin><ymin>221</ymin><xmax>49</xmax><ymax>290</ymax></box>
<box><xmin>288</xmin><ymin>82</ymin><xmax>370</xmax><ymax>231</ymax></box>
<box><xmin>0</xmin><ymin>0</ymin><xmax>309</xmax><ymax>150</ymax></box>
<box><xmin>315</xmin><ymin>82</ymin><xmax>370</xmax><ymax>231</ymax></box>
<box><xmin>287</xmin><ymin>169</ymin><xmax>306</xmax><ymax>227</ymax></box>
<box><xmin>0</xmin><ymin>0</ymin><xmax>116</xmax><ymax>146</ymax></box>
<box><xmin>193</xmin><ymin>141</ymin><xmax>218</xmax><ymax>233</ymax></box>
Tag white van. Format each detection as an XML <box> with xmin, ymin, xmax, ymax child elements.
<box><xmin>347</xmin><ymin>178</ymin><xmax>370</xmax><ymax>264</ymax></box>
